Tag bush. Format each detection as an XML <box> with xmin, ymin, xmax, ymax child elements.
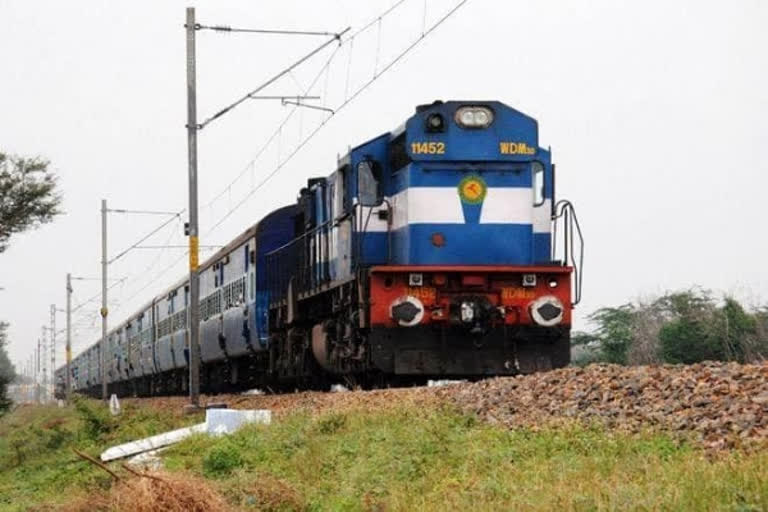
<box><xmin>202</xmin><ymin>441</ymin><xmax>243</xmax><ymax>477</ymax></box>
<box><xmin>73</xmin><ymin>396</ymin><xmax>114</xmax><ymax>440</ymax></box>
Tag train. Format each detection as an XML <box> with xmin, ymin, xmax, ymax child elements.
<box><xmin>55</xmin><ymin>100</ymin><xmax>583</xmax><ymax>397</ymax></box>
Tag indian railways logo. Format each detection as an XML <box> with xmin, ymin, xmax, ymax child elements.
<box><xmin>499</xmin><ymin>141</ymin><xmax>536</xmax><ymax>155</ymax></box>
<box><xmin>458</xmin><ymin>175</ymin><xmax>487</xmax><ymax>205</ymax></box>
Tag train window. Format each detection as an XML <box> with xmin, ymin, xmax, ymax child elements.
<box><xmin>357</xmin><ymin>160</ymin><xmax>382</xmax><ymax>207</ymax></box>
<box><xmin>389</xmin><ymin>131</ymin><xmax>411</xmax><ymax>172</ymax></box>
<box><xmin>533</xmin><ymin>161</ymin><xmax>545</xmax><ymax>206</ymax></box>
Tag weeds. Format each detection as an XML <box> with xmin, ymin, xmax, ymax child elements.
<box><xmin>313</xmin><ymin>412</ymin><xmax>346</xmax><ymax>435</ymax></box>
<box><xmin>72</xmin><ymin>395</ymin><xmax>113</xmax><ymax>440</ymax></box>
<box><xmin>2</xmin><ymin>399</ymin><xmax>767</xmax><ymax>511</ymax></box>
<box><xmin>163</xmin><ymin>405</ymin><xmax>768</xmax><ymax>511</ymax></box>
<box><xmin>202</xmin><ymin>440</ymin><xmax>244</xmax><ymax>478</ymax></box>
<box><xmin>0</xmin><ymin>397</ymin><xmax>201</xmax><ymax>512</ymax></box>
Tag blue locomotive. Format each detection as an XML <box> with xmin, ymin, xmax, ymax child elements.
<box><xmin>57</xmin><ymin>100</ymin><xmax>583</xmax><ymax>396</ymax></box>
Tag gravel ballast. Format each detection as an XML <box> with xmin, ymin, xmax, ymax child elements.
<box><xmin>130</xmin><ymin>361</ymin><xmax>768</xmax><ymax>450</ymax></box>
<box><xmin>445</xmin><ymin>362</ymin><xmax>768</xmax><ymax>450</ymax></box>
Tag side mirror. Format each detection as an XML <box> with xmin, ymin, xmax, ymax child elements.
<box><xmin>357</xmin><ymin>160</ymin><xmax>382</xmax><ymax>207</ymax></box>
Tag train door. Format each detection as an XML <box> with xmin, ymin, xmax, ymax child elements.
<box><xmin>355</xmin><ymin>158</ymin><xmax>386</xmax><ymax>265</ymax></box>
<box><xmin>334</xmin><ymin>165</ymin><xmax>352</xmax><ymax>280</ymax></box>
<box><xmin>531</xmin><ymin>160</ymin><xmax>552</xmax><ymax>264</ymax></box>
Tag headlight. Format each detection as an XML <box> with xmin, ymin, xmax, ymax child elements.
<box><xmin>425</xmin><ymin>113</ymin><xmax>445</xmax><ymax>132</ymax></box>
<box><xmin>529</xmin><ymin>296</ymin><xmax>564</xmax><ymax>327</ymax></box>
<box><xmin>391</xmin><ymin>296</ymin><xmax>424</xmax><ymax>327</ymax></box>
<box><xmin>455</xmin><ymin>106</ymin><xmax>494</xmax><ymax>129</ymax></box>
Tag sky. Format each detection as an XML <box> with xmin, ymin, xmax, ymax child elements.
<box><xmin>1</xmin><ymin>0</ymin><xmax>767</xmax><ymax>372</ymax></box>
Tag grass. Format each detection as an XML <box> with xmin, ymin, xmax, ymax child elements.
<box><xmin>0</xmin><ymin>397</ymin><xmax>203</xmax><ymax>511</ymax></box>
<box><xmin>164</xmin><ymin>406</ymin><xmax>768</xmax><ymax>511</ymax></box>
<box><xmin>1</xmin><ymin>398</ymin><xmax>766</xmax><ymax>511</ymax></box>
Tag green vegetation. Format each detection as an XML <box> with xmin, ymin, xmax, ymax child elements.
<box><xmin>165</xmin><ymin>406</ymin><xmax>767</xmax><ymax>511</ymax></box>
<box><xmin>0</xmin><ymin>151</ymin><xmax>62</xmax><ymax>254</ymax></box>
<box><xmin>1</xmin><ymin>399</ymin><xmax>766</xmax><ymax>511</ymax></box>
<box><xmin>0</xmin><ymin>151</ymin><xmax>62</xmax><ymax>413</ymax></box>
<box><xmin>574</xmin><ymin>288</ymin><xmax>768</xmax><ymax>366</ymax></box>
<box><xmin>0</xmin><ymin>397</ymin><xmax>203</xmax><ymax>510</ymax></box>
<box><xmin>0</xmin><ymin>323</ymin><xmax>14</xmax><ymax>415</ymax></box>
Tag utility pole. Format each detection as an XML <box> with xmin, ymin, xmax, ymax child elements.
<box><xmin>186</xmin><ymin>6</ymin><xmax>201</xmax><ymax>408</ymax></box>
<box><xmin>35</xmin><ymin>339</ymin><xmax>40</xmax><ymax>403</ymax></box>
<box><xmin>101</xmin><ymin>199</ymin><xmax>108</xmax><ymax>401</ymax></box>
<box><xmin>181</xmin><ymin>8</ymin><xmax>346</xmax><ymax>408</ymax></box>
<box><xmin>66</xmin><ymin>273</ymin><xmax>72</xmax><ymax>401</ymax></box>
<box><xmin>50</xmin><ymin>304</ymin><xmax>56</xmax><ymax>399</ymax></box>
<box><xmin>41</xmin><ymin>327</ymin><xmax>48</xmax><ymax>403</ymax></box>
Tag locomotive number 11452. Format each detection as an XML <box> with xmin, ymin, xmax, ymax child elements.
<box><xmin>411</xmin><ymin>141</ymin><xmax>446</xmax><ymax>154</ymax></box>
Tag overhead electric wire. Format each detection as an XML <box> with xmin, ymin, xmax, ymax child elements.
<box><xmin>204</xmin><ymin>0</ymin><xmax>469</xmax><ymax>235</ymax></box>
<box><xmin>350</xmin><ymin>0</ymin><xmax>407</xmax><ymax>38</ymax></box>
<box><xmin>201</xmin><ymin>42</ymin><xmax>343</xmax><ymax>211</ymax></box>
<box><xmin>199</xmin><ymin>0</ymin><xmax>441</xmax><ymax>228</ymax></box>
<box><xmin>196</xmin><ymin>25</ymin><xmax>340</xmax><ymax>37</ymax></box>
<box><xmin>71</xmin><ymin>278</ymin><xmax>128</xmax><ymax>313</ymax></box>
<box><xmin>199</xmin><ymin>0</ymin><xmax>410</xmax><ymax>214</ymax></box>
<box><xmin>71</xmin><ymin>276</ymin><xmax>124</xmax><ymax>282</ymax></box>
<box><xmin>132</xmin><ymin>216</ymin><xmax>182</xmax><ymax>278</ymax></box>
<box><xmin>198</xmin><ymin>28</ymin><xmax>350</xmax><ymax>129</ymax></box>
<box><xmin>133</xmin><ymin>244</ymin><xmax>223</xmax><ymax>249</ymax></box>
<box><xmin>108</xmin><ymin>210</ymin><xmax>183</xmax><ymax>265</ymax></box>
<box><xmin>108</xmin><ymin>209</ymin><xmax>180</xmax><ymax>215</ymax></box>
<box><xmin>119</xmin><ymin>250</ymin><xmax>189</xmax><ymax>307</ymax></box>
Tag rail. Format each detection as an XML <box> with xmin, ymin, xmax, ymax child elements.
<box><xmin>552</xmin><ymin>200</ymin><xmax>584</xmax><ymax>305</ymax></box>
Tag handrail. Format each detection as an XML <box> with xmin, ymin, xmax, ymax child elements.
<box><xmin>552</xmin><ymin>200</ymin><xmax>584</xmax><ymax>305</ymax></box>
<box><xmin>266</xmin><ymin>198</ymin><xmax>394</xmax><ymax>306</ymax></box>
<box><xmin>355</xmin><ymin>199</ymin><xmax>393</xmax><ymax>268</ymax></box>
<box><xmin>264</xmin><ymin>216</ymin><xmax>337</xmax><ymax>258</ymax></box>
<box><xmin>266</xmin><ymin>211</ymin><xmax>358</xmax><ymax>303</ymax></box>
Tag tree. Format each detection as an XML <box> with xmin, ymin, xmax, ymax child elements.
<box><xmin>714</xmin><ymin>297</ymin><xmax>760</xmax><ymax>362</ymax></box>
<box><xmin>0</xmin><ymin>152</ymin><xmax>62</xmax><ymax>253</ymax></box>
<box><xmin>582</xmin><ymin>305</ymin><xmax>636</xmax><ymax>365</ymax></box>
<box><xmin>656</xmin><ymin>289</ymin><xmax>723</xmax><ymax>364</ymax></box>
<box><xmin>578</xmin><ymin>288</ymin><xmax>768</xmax><ymax>366</ymax></box>
<box><xmin>0</xmin><ymin>322</ymin><xmax>15</xmax><ymax>414</ymax></box>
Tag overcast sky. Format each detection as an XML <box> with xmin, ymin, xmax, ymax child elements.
<box><xmin>1</xmin><ymin>0</ymin><xmax>766</xmax><ymax>371</ymax></box>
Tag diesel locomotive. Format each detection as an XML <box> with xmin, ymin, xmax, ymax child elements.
<box><xmin>56</xmin><ymin>100</ymin><xmax>583</xmax><ymax>396</ymax></box>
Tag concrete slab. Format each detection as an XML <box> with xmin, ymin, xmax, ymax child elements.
<box><xmin>100</xmin><ymin>422</ymin><xmax>206</xmax><ymax>462</ymax></box>
<box><xmin>100</xmin><ymin>408</ymin><xmax>272</xmax><ymax>462</ymax></box>
<box><xmin>206</xmin><ymin>408</ymin><xmax>271</xmax><ymax>436</ymax></box>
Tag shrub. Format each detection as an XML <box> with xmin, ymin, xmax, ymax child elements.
<box><xmin>73</xmin><ymin>396</ymin><xmax>114</xmax><ymax>440</ymax></box>
<box><xmin>202</xmin><ymin>441</ymin><xmax>243</xmax><ymax>478</ymax></box>
<box><xmin>315</xmin><ymin>413</ymin><xmax>347</xmax><ymax>435</ymax></box>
